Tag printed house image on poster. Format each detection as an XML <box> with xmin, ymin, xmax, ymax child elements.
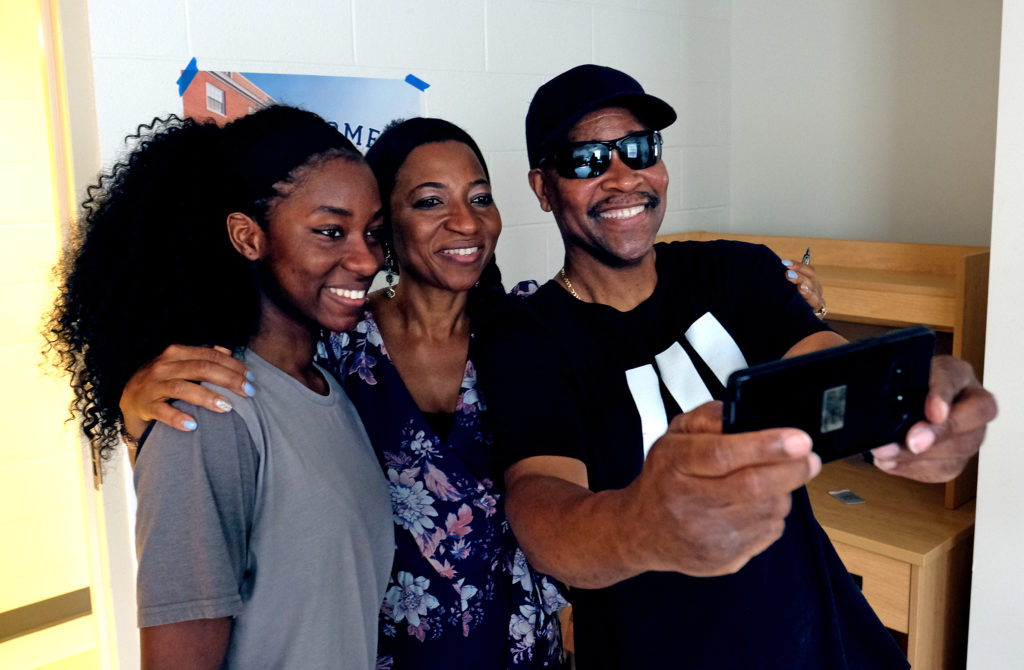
<box><xmin>182</xmin><ymin>70</ymin><xmax>424</xmax><ymax>151</ymax></box>
<box><xmin>183</xmin><ymin>71</ymin><xmax>275</xmax><ymax>124</ymax></box>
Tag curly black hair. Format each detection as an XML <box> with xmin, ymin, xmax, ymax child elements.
<box><xmin>45</xmin><ymin>106</ymin><xmax>361</xmax><ymax>460</ymax></box>
<box><xmin>364</xmin><ymin>117</ymin><xmax>506</xmax><ymax>333</ymax></box>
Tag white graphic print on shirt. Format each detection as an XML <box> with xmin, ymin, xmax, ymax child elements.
<box><xmin>626</xmin><ymin>313</ymin><xmax>748</xmax><ymax>457</ymax></box>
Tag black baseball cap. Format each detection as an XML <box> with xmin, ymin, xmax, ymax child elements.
<box><xmin>526</xmin><ymin>64</ymin><xmax>677</xmax><ymax>169</ymax></box>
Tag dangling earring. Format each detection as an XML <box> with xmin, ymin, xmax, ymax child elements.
<box><xmin>384</xmin><ymin>249</ymin><xmax>397</xmax><ymax>299</ymax></box>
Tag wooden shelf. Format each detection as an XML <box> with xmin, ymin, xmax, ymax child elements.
<box><xmin>818</xmin><ymin>266</ymin><xmax>957</xmax><ymax>328</ymax></box>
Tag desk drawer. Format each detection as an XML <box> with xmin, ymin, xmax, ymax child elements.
<box><xmin>832</xmin><ymin>540</ymin><xmax>911</xmax><ymax>632</ymax></box>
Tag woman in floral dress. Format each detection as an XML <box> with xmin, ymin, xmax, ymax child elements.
<box><xmin>319</xmin><ymin>117</ymin><xmax>566</xmax><ymax>669</ymax></box>
<box><xmin>120</xmin><ymin>117</ymin><xmax>566</xmax><ymax>669</ymax></box>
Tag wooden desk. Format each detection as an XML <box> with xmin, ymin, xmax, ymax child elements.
<box><xmin>807</xmin><ymin>459</ymin><xmax>975</xmax><ymax>670</ymax></box>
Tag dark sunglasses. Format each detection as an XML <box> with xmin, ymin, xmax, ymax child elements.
<box><xmin>541</xmin><ymin>130</ymin><xmax>663</xmax><ymax>179</ymax></box>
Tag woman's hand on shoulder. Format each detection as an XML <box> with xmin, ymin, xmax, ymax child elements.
<box><xmin>120</xmin><ymin>345</ymin><xmax>253</xmax><ymax>438</ymax></box>
<box><xmin>782</xmin><ymin>258</ymin><xmax>826</xmax><ymax>317</ymax></box>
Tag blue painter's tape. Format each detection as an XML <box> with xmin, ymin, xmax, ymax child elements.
<box><xmin>177</xmin><ymin>57</ymin><xmax>199</xmax><ymax>96</ymax></box>
<box><xmin>404</xmin><ymin>74</ymin><xmax>430</xmax><ymax>91</ymax></box>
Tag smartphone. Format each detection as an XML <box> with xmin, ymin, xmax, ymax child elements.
<box><xmin>722</xmin><ymin>326</ymin><xmax>935</xmax><ymax>463</ymax></box>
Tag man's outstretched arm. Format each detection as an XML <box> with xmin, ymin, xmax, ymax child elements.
<box><xmin>504</xmin><ymin>403</ymin><xmax>821</xmax><ymax>589</ymax></box>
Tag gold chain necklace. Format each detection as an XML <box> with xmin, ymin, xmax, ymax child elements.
<box><xmin>559</xmin><ymin>267</ymin><xmax>582</xmax><ymax>300</ymax></box>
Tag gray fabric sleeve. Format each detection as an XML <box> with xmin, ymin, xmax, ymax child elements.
<box><xmin>134</xmin><ymin>404</ymin><xmax>257</xmax><ymax>628</ymax></box>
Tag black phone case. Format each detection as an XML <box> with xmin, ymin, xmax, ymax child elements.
<box><xmin>723</xmin><ymin>326</ymin><xmax>935</xmax><ymax>463</ymax></box>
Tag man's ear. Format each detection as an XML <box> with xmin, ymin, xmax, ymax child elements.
<box><xmin>226</xmin><ymin>212</ymin><xmax>265</xmax><ymax>261</ymax></box>
<box><xmin>528</xmin><ymin>168</ymin><xmax>553</xmax><ymax>213</ymax></box>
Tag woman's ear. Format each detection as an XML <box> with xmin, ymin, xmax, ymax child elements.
<box><xmin>226</xmin><ymin>212</ymin><xmax>265</xmax><ymax>261</ymax></box>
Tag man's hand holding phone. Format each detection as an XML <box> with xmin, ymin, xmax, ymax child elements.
<box><xmin>721</xmin><ymin>326</ymin><xmax>996</xmax><ymax>483</ymax></box>
<box><xmin>871</xmin><ymin>354</ymin><xmax>997</xmax><ymax>483</ymax></box>
<box><xmin>723</xmin><ymin>327</ymin><xmax>935</xmax><ymax>464</ymax></box>
<box><xmin>631</xmin><ymin>402</ymin><xmax>820</xmax><ymax>576</ymax></box>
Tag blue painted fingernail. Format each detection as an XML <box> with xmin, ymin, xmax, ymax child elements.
<box><xmin>184</xmin><ymin>420</ymin><xmax>198</xmax><ymax>431</ymax></box>
<box><xmin>781</xmin><ymin>259</ymin><xmax>793</xmax><ymax>266</ymax></box>
<box><xmin>245</xmin><ymin>370</ymin><xmax>255</xmax><ymax>382</ymax></box>
<box><xmin>787</xmin><ymin>270</ymin><xmax>798</xmax><ymax>279</ymax></box>
<box><xmin>243</xmin><ymin>381</ymin><xmax>256</xmax><ymax>397</ymax></box>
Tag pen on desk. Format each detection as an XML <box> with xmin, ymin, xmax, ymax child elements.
<box><xmin>802</xmin><ymin>248</ymin><xmax>811</xmax><ymax>265</ymax></box>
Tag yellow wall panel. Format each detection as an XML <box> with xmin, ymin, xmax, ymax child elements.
<box><xmin>0</xmin><ymin>397</ymin><xmax>80</xmax><ymax>467</ymax></box>
<box><xmin>0</xmin><ymin>509</ymin><xmax>89</xmax><ymax>579</ymax></box>
<box><xmin>0</xmin><ymin>283</ymin><xmax>56</xmax><ymax>348</ymax></box>
<box><xmin>0</xmin><ymin>162</ymin><xmax>55</xmax><ymax>223</ymax></box>
<box><xmin>0</xmin><ymin>345</ymin><xmax>70</xmax><ymax>406</ymax></box>
<box><xmin>0</xmin><ymin>452</ymin><xmax>82</xmax><ymax>525</ymax></box>
<box><xmin>0</xmin><ymin>223</ymin><xmax>60</xmax><ymax>286</ymax></box>
<box><xmin>0</xmin><ymin>1</ymin><xmax>101</xmax><ymax>666</ymax></box>
<box><xmin>0</xmin><ymin>100</ymin><xmax>52</xmax><ymax>162</ymax></box>
<box><xmin>0</xmin><ymin>4</ymin><xmax>47</xmax><ymax>100</ymax></box>
<box><xmin>0</xmin><ymin>615</ymin><xmax>96</xmax><ymax>670</ymax></box>
<box><xmin>38</xmin><ymin>649</ymin><xmax>100</xmax><ymax>670</ymax></box>
<box><xmin>0</xmin><ymin>561</ymin><xmax>89</xmax><ymax>614</ymax></box>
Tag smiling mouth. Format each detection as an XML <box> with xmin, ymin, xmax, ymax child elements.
<box><xmin>325</xmin><ymin>288</ymin><xmax>367</xmax><ymax>300</ymax></box>
<box><xmin>599</xmin><ymin>205</ymin><xmax>646</xmax><ymax>220</ymax></box>
<box><xmin>590</xmin><ymin>193</ymin><xmax>660</xmax><ymax>221</ymax></box>
<box><xmin>441</xmin><ymin>247</ymin><xmax>481</xmax><ymax>256</ymax></box>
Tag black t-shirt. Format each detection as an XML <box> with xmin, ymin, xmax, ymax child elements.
<box><xmin>479</xmin><ymin>241</ymin><xmax>908</xmax><ymax>670</ymax></box>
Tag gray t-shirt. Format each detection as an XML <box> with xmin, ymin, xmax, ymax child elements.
<box><xmin>135</xmin><ymin>350</ymin><xmax>393</xmax><ymax>669</ymax></box>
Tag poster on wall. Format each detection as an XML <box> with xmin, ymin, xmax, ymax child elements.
<box><xmin>181</xmin><ymin>70</ymin><xmax>425</xmax><ymax>152</ymax></box>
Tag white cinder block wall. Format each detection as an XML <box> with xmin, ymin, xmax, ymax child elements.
<box><xmin>83</xmin><ymin>0</ymin><xmax>732</xmax><ymax>287</ymax></box>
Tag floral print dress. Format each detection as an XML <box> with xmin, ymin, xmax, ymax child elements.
<box><xmin>318</xmin><ymin>304</ymin><xmax>567</xmax><ymax>670</ymax></box>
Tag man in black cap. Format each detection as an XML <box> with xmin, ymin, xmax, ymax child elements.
<box><xmin>479</xmin><ymin>64</ymin><xmax>995</xmax><ymax>669</ymax></box>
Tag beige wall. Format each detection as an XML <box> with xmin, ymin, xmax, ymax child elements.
<box><xmin>968</xmin><ymin>0</ymin><xmax>1024</xmax><ymax>666</ymax></box>
<box><xmin>731</xmin><ymin>0</ymin><xmax>1001</xmax><ymax>246</ymax></box>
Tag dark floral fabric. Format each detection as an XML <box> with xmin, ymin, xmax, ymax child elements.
<box><xmin>318</xmin><ymin>286</ymin><xmax>566</xmax><ymax>670</ymax></box>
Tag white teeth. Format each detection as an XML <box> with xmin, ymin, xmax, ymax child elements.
<box><xmin>441</xmin><ymin>247</ymin><xmax>480</xmax><ymax>256</ymax></box>
<box><xmin>599</xmin><ymin>205</ymin><xmax>645</xmax><ymax>220</ymax></box>
<box><xmin>327</xmin><ymin>288</ymin><xmax>366</xmax><ymax>299</ymax></box>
